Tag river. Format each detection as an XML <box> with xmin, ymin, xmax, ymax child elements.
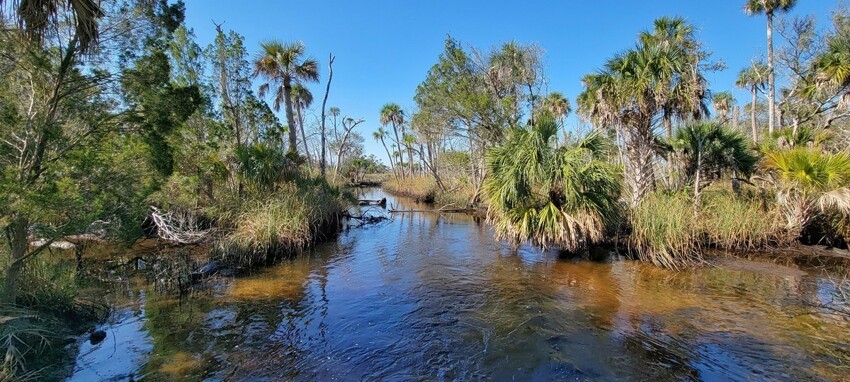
<box><xmin>67</xmin><ymin>189</ymin><xmax>850</xmax><ymax>381</ymax></box>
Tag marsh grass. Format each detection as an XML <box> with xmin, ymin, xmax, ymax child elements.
<box><xmin>0</xmin><ymin>250</ymin><xmax>105</xmax><ymax>381</ymax></box>
<box><xmin>212</xmin><ymin>179</ymin><xmax>344</xmax><ymax>269</ymax></box>
<box><xmin>629</xmin><ymin>190</ymin><xmax>784</xmax><ymax>269</ymax></box>
<box><xmin>383</xmin><ymin>175</ymin><xmax>478</xmax><ymax>207</ymax></box>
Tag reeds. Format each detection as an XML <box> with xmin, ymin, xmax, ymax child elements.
<box><xmin>629</xmin><ymin>190</ymin><xmax>784</xmax><ymax>269</ymax></box>
<box><xmin>212</xmin><ymin>180</ymin><xmax>344</xmax><ymax>268</ymax></box>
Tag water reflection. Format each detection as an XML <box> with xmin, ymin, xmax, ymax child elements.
<box><xmin>69</xmin><ymin>189</ymin><xmax>849</xmax><ymax>381</ymax></box>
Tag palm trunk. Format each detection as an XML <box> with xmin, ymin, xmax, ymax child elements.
<box><xmin>625</xmin><ymin>128</ymin><xmax>656</xmax><ymax>206</ymax></box>
<box><xmin>380</xmin><ymin>136</ymin><xmax>398</xmax><ymax>181</ymax></box>
<box><xmin>767</xmin><ymin>12</ymin><xmax>776</xmax><ymax>135</ymax></box>
<box><xmin>282</xmin><ymin>80</ymin><xmax>298</xmax><ymax>154</ymax></box>
<box><xmin>391</xmin><ymin>122</ymin><xmax>403</xmax><ymax>178</ymax></box>
<box><xmin>732</xmin><ymin>105</ymin><xmax>739</xmax><ymax>132</ymax></box>
<box><xmin>751</xmin><ymin>90</ymin><xmax>758</xmax><ymax>144</ymax></box>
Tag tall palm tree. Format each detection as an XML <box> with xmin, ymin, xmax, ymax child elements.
<box><xmin>745</xmin><ymin>0</ymin><xmax>798</xmax><ymax>135</ymax></box>
<box><xmin>577</xmin><ymin>18</ymin><xmax>709</xmax><ymax>206</ymax></box>
<box><xmin>712</xmin><ymin>92</ymin><xmax>736</xmax><ymax>123</ymax></box>
<box><xmin>736</xmin><ymin>62</ymin><xmax>769</xmax><ymax>144</ymax></box>
<box><xmin>379</xmin><ymin>103</ymin><xmax>405</xmax><ymax>177</ymax></box>
<box><xmin>0</xmin><ymin>0</ymin><xmax>103</xmax><ymax>52</ymax></box>
<box><xmin>373</xmin><ymin>127</ymin><xmax>397</xmax><ymax>180</ymax></box>
<box><xmin>254</xmin><ymin>40</ymin><xmax>319</xmax><ymax>154</ymax></box>
<box><xmin>484</xmin><ymin>113</ymin><xmax>621</xmax><ymax>252</ymax></box>
<box><xmin>291</xmin><ymin>84</ymin><xmax>314</xmax><ymax>166</ymax></box>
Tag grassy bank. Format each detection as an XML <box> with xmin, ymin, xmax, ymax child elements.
<box><xmin>0</xmin><ymin>251</ymin><xmax>106</xmax><ymax>381</ymax></box>
<box><xmin>629</xmin><ymin>190</ymin><xmax>784</xmax><ymax>269</ymax></box>
<box><xmin>211</xmin><ymin>179</ymin><xmax>345</xmax><ymax>269</ymax></box>
<box><xmin>382</xmin><ymin>176</ymin><xmax>476</xmax><ymax>207</ymax></box>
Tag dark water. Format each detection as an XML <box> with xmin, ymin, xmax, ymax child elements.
<box><xmin>68</xmin><ymin>189</ymin><xmax>850</xmax><ymax>381</ymax></box>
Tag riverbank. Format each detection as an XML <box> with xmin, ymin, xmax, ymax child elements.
<box><xmin>61</xmin><ymin>189</ymin><xmax>850</xmax><ymax>381</ymax></box>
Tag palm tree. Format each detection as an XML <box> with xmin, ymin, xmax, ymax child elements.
<box><xmin>543</xmin><ymin>91</ymin><xmax>571</xmax><ymax>141</ymax></box>
<box><xmin>745</xmin><ymin>0</ymin><xmax>798</xmax><ymax>135</ymax></box>
<box><xmin>577</xmin><ymin>18</ymin><xmax>709</xmax><ymax>206</ymax></box>
<box><xmin>670</xmin><ymin>121</ymin><xmax>759</xmax><ymax>214</ymax></box>
<box><xmin>291</xmin><ymin>84</ymin><xmax>314</xmax><ymax>166</ymax></box>
<box><xmin>712</xmin><ymin>92</ymin><xmax>736</xmax><ymax>123</ymax></box>
<box><xmin>1</xmin><ymin>0</ymin><xmax>103</xmax><ymax>52</ymax></box>
<box><xmin>736</xmin><ymin>62</ymin><xmax>769</xmax><ymax>144</ymax></box>
<box><xmin>762</xmin><ymin>147</ymin><xmax>850</xmax><ymax>236</ymax></box>
<box><xmin>373</xmin><ymin>127</ymin><xmax>397</xmax><ymax>180</ymax></box>
<box><xmin>640</xmin><ymin>16</ymin><xmax>708</xmax><ymax>139</ymax></box>
<box><xmin>254</xmin><ymin>40</ymin><xmax>319</xmax><ymax>154</ymax></box>
<box><xmin>484</xmin><ymin>113</ymin><xmax>621</xmax><ymax>252</ymax></box>
<box><xmin>379</xmin><ymin>103</ymin><xmax>405</xmax><ymax>177</ymax></box>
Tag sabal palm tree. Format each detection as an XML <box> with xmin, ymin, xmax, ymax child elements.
<box><xmin>484</xmin><ymin>113</ymin><xmax>621</xmax><ymax>252</ymax></box>
<box><xmin>671</xmin><ymin>121</ymin><xmax>759</xmax><ymax>213</ymax></box>
<box><xmin>254</xmin><ymin>40</ymin><xmax>319</xmax><ymax>154</ymax></box>
<box><xmin>762</xmin><ymin>147</ymin><xmax>850</xmax><ymax>236</ymax></box>
<box><xmin>745</xmin><ymin>0</ymin><xmax>798</xmax><ymax>135</ymax></box>
<box><xmin>577</xmin><ymin>18</ymin><xmax>709</xmax><ymax>206</ymax></box>
<box><xmin>736</xmin><ymin>62</ymin><xmax>769</xmax><ymax>144</ymax></box>
<box><xmin>380</xmin><ymin>103</ymin><xmax>405</xmax><ymax>177</ymax></box>
<box><xmin>543</xmin><ymin>91</ymin><xmax>572</xmax><ymax>142</ymax></box>
<box><xmin>291</xmin><ymin>84</ymin><xmax>314</xmax><ymax>166</ymax></box>
<box><xmin>712</xmin><ymin>92</ymin><xmax>736</xmax><ymax>123</ymax></box>
<box><xmin>1</xmin><ymin>0</ymin><xmax>103</xmax><ymax>52</ymax></box>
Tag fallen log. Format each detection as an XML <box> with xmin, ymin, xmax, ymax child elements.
<box><xmin>357</xmin><ymin>197</ymin><xmax>387</xmax><ymax>207</ymax></box>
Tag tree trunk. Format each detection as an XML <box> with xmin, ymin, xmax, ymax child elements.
<box><xmin>296</xmin><ymin>103</ymin><xmax>312</xmax><ymax>166</ymax></box>
<box><xmin>3</xmin><ymin>217</ymin><xmax>29</xmax><ymax>304</ymax></box>
<box><xmin>732</xmin><ymin>105</ymin><xmax>740</xmax><ymax>132</ymax></box>
<box><xmin>282</xmin><ymin>80</ymin><xmax>298</xmax><ymax>153</ymax></box>
<box><xmin>320</xmin><ymin>54</ymin><xmax>334</xmax><ymax>178</ymax></box>
<box><xmin>767</xmin><ymin>12</ymin><xmax>776</xmax><ymax>135</ymax></box>
<box><xmin>625</xmin><ymin>128</ymin><xmax>656</xmax><ymax>206</ymax></box>
<box><xmin>751</xmin><ymin>91</ymin><xmax>758</xmax><ymax>144</ymax></box>
<box><xmin>693</xmin><ymin>140</ymin><xmax>703</xmax><ymax>217</ymax></box>
<box><xmin>380</xmin><ymin>137</ymin><xmax>398</xmax><ymax>181</ymax></box>
<box><xmin>391</xmin><ymin>122</ymin><xmax>403</xmax><ymax>179</ymax></box>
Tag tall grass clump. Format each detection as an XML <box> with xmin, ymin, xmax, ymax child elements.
<box><xmin>213</xmin><ymin>179</ymin><xmax>344</xmax><ymax>268</ymax></box>
<box><xmin>0</xmin><ymin>250</ymin><xmax>104</xmax><ymax>381</ymax></box>
<box><xmin>701</xmin><ymin>191</ymin><xmax>781</xmax><ymax>249</ymax></box>
<box><xmin>629</xmin><ymin>192</ymin><xmax>702</xmax><ymax>269</ymax></box>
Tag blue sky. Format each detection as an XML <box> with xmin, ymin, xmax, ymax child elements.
<box><xmin>183</xmin><ymin>0</ymin><xmax>838</xmax><ymax>159</ymax></box>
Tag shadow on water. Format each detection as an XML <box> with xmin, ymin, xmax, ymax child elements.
<box><xmin>68</xmin><ymin>188</ymin><xmax>850</xmax><ymax>381</ymax></box>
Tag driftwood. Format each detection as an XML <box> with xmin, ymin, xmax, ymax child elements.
<box><xmin>388</xmin><ymin>204</ymin><xmax>475</xmax><ymax>214</ymax></box>
<box><xmin>149</xmin><ymin>206</ymin><xmax>211</xmax><ymax>244</ymax></box>
<box><xmin>357</xmin><ymin>197</ymin><xmax>387</xmax><ymax>207</ymax></box>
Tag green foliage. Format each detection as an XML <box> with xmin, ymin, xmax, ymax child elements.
<box><xmin>485</xmin><ymin>113</ymin><xmax>622</xmax><ymax>252</ymax></box>
<box><xmin>670</xmin><ymin>121</ymin><xmax>759</xmax><ymax>183</ymax></box>
<box><xmin>236</xmin><ymin>142</ymin><xmax>300</xmax><ymax>191</ymax></box>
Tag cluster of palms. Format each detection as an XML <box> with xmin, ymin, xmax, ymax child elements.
<box><xmin>373</xmin><ymin>103</ymin><xmax>416</xmax><ymax>181</ymax></box>
<box><xmin>483</xmin><ymin>8</ymin><xmax>850</xmax><ymax>265</ymax></box>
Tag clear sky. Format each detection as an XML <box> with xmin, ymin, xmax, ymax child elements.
<box><xmin>183</xmin><ymin>0</ymin><xmax>838</xmax><ymax>160</ymax></box>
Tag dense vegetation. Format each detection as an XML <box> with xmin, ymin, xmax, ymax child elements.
<box><xmin>374</xmin><ymin>2</ymin><xmax>850</xmax><ymax>268</ymax></box>
<box><xmin>0</xmin><ymin>0</ymin><xmax>849</xmax><ymax>379</ymax></box>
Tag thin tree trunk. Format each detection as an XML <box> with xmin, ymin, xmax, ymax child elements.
<box><xmin>282</xmin><ymin>80</ymin><xmax>298</xmax><ymax>153</ymax></box>
<box><xmin>732</xmin><ymin>105</ymin><xmax>739</xmax><ymax>132</ymax></box>
<box><xmin>297</xmin><ymin>103</ymin><xmax>312</xmax><ymax>166</ymax></box>
<box><xmin>320</xmin><ymin>54</ymin><xmax>334</xmax><ymax>178</ymax></box>
<box><xmin>380</xmin><ymin>136</ymin><xmax>398</xmax><ymax>181</ymax></box>
<box><xmin>391</xmin><ymin>121</ymin><xmax>403</xmax><ymax>179</ymax></box>
<box><xmin>693</xmin><ymin>139</ymin><xmax>703</xmax><ymax>217</ymax></box>
<box><xmin>767</xmin><ymin>12</ymin><xmax>776</xmax><ymax>135</ymax></box>
<box><xmin>751</xmin><ymin>91</ymin><xmax>758</xmax><ymax>144</ymax></box>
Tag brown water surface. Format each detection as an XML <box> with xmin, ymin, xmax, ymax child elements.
<box><xmin>68</xmin><ymin>189</ymin><xmax>850</xmax><ymax>381</ymax></box>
